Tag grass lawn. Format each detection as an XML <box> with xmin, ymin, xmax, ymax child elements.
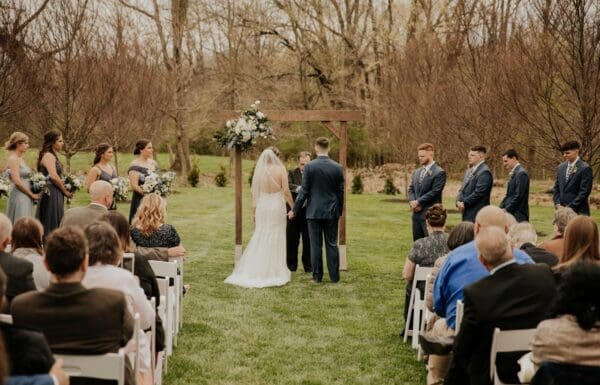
<box><xmin>1</xmin><ymin>152</ymin><xmax>599</xmax><ymax>384</ymax></box>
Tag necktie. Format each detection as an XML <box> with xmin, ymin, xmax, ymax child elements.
<box><xmin>566</xmin><ymin>165</ymin><xmax>575</xmax><ymax>180</ymax></box>
<box><xmin>419</xmin><ymin>168</ymin><xmax>426</xmax><ymax>184</ymax></box>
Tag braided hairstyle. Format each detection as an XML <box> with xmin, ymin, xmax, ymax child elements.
<box><xmin>425</xmin><ymin>204</ymin><xmax>447</xmax><ymax>228</ymax></box>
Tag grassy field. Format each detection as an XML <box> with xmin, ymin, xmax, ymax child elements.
<box><xmin>1</xmin><ymin>152</ymin><xmax>599</xmax><ymax>384</ymax></box>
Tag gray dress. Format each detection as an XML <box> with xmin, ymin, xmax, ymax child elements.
<box><xmin>6</xmin><ymin>163</ymin><xmax>34</xmax><ymax>223</ymax></box>
<box><xmin>36</xmin><ymin>159</ymin><xmax>65</xmax><ymax>237</ymax></box>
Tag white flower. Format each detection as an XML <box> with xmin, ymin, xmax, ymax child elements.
<box><xmin>257</xmin><ymin>112</ymin><xmax>265</xmax><ymax>119</ymax></box>
<box><xmin>242</xmin><ymin>131</ymin><xmax>251</xmax><ymax>142</ymax></box>
<box><xmin>254</xmin><ymin>100</ymin><xmax>260</xmax><ymax>105</ymax></box>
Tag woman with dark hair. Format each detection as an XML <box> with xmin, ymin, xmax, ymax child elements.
<box><xmin>553</xmin><ymin>216</ymin><xmax>600</xmax><ymax>279</ymax></box>
<box><xmin>4</xmin><ymin>132</ymin><xmax>38</xmax><ymax>223</ymax></box>
<box><xmin>11</xmin><ymin>217</ymin><xmax>48</xmax><ymax>290</ymax></box>
<box><xmin>527</xmin><ymin>261</ymin><xmax>600</xmax><ymax>384</ymax></box>
<box><xmin>36</xmin><ymin>130</ymin><xmax>72</xmax><ymax>236</ymax></box>
<box><xmin>85</xmin><ymin>143</ymin><xmax>117</xmax><ymax>208</ymax></box>
<box><xmin>127</xmin><ymin>140</ymin><xmax>157</xmax><ymax>223</ymax></box>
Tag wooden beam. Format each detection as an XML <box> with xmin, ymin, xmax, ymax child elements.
<box><xmin>216</xmin><ymin>110</ymin><xmax>364</xmax><ymax>122</ymax></box>
<box><xmin>234</xmin><ymin>145</ymin><xmax>242</xmax><ymax>264</ymax></box>
<box><xmin>322</xmin><ymin>121</ymin><xmax>340</xmax><ymax>139</ymax></box>
<box><xmin>339</xmin><ymin>121</ymin><xmax>348</xmax><ymax>270</ymax></box>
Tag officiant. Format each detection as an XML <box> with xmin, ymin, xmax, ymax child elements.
<box><xmin>287</xmin><ymin>151</ymin><xmax>312</xmax><ymax>272</ymax></box>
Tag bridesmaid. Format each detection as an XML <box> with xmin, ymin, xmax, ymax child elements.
<box><xmin>128</xmin><ymin>139</ymin><xmax>157</xmax><ymax>223</ymax></box>
<box><xmin>4</xmin><ymin>132</ymin><xmax>39</xmax><ymax>223</ymax></box>
<box><xmin>36</xmin><ymin>130</ymin><xmax>72</xmax><ymax>237</ymax></box>
<box><xmin>86</xmin><ymin>143</ymin><xmax>117</xmax><ymax>209</ymax></box>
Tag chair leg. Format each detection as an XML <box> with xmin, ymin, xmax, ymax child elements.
<box><xmin>403</xmin><ymin>290</ymin><xmax>416</xmax><ymax>343</ymax></box>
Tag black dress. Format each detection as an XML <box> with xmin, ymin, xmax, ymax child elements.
<box><xmin>128</xmin><ymin>164</ymin><xmax>149</xmax><ymax>223</ymax></box>
<box><xmin>36</xmin><ymin>158</ymin><xmax>65</xmax><ymax>237</ymax></box>
<box><xmin>131</xmin><ymin>224</ymin><xmax>181</xmax><ymax>248</ymax></box>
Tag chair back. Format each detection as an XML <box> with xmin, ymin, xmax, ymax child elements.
<box><xmin>121</xmin><ymin>252</ymin><xmax>135</xmax><ymax>273</ymax></box>
<box><xmin>455</xmin><ymin>300</ymin><xmax>464</xmax><ymax>334</ymax></box>
<box><xmin>490</xmin><ymin>327</ymin><xmax>536</xmax><ymax>385</ymax></box>
<box><xmin>55</xmin><ymin>352</ymin><xmax>125</xmax><ymax>385</ymax></box>
<box><xmin>403</xmin><ymin>265</ymin><xmax>434</xmax><ymax>343</ymax></box>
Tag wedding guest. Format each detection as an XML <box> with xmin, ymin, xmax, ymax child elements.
<box><xmin>131</xmin><ymin>193</ymin><xmax>181</xmax><ymax>248</ymax></box>
<box><xmin>286</xmin><ymin>151</ymin><xmax>312</xmax><ymax>272</ymax></box>
<box><xmin>529</xmin><ymin>261</ymin><xmax>600</xmax><ymax>384</ymax></box>
<box><xmin>0</xmin><ymin>213</ymin><xmax>35</xmax><ymax>307</ymax></box>
<box><xmin>509</xmin><ymin>222</ymin><xmax>559</xmax><ymax>267</ymax></box>
<box><xmin>446</xmin><ymin>226</ymin><xmax>556</xmax><ymax>385</ymax></box>
<box><xmin>11</xmin><ymin>218</ymin><xmax>49</xmax><ymax>290</ymax></box>
<box><xmin>85</xmin><ymin>143</ymin><xmax>117</xmax><ymax>209</ymax></box>
<box><xmin>11</xmin><ymin>226</ymin><xmax>134</xmax><ymax>385</ymax></box>
<box><xmin>456</xmin><ymin>146</ymin><xmax>493</xmax><ymax>222</ymax></box>
<box><xmin>553</xmin><ymin>216</ymin><xmax>600</xmax><ymax>279</ymax></box>
<box><xmin>499</xmin><ymin>149</ymin><xmax>529</xmax><ymax>222</ymax></box>
<box><xmin>128</xmin><ymin>140</ymin><xmax>157</xmax><ymax>223</ymax></box>
<box><xmin>408</xmin><ymin>143</ymin><xmax>447</xmax><ymax>240</ymax></box>
<box><xmin>4</xmin><ymin>132</ymin><xmax>38</xmax><ymax>223</ymax></box>
<box><xmin>36</xmin><ymin>130</ymin><xmax>72</xmax><ymax>237</ymax></box>
<box><xmin>538</xmin><ymin>207</ymin><xmax>577</xmax><ymax>260</ymax></box>
<box><xmin>60</xmin><ymin>180</ymin><xmax>113</xmax><ymax>228</ymax></box>
<box><xmin>82</xmin><ymin>222</ymin><xmax>153</xmax><ymax>385</ymax></box>
<box><xmin>552</xmin><ymin>140</ymin><xmax>593</xmax><ymax>215</ymax></box>
<box><xmin>403</xmin><ymin>204</ymin><xmax>449</xmax><ymax>330</ymax></box>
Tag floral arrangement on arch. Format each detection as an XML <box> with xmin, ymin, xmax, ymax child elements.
<box><xmin>214</xmin><ymin>101</ymin><xmax>274</xmax><ymax>151</ymax></box>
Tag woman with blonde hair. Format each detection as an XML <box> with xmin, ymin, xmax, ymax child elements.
<box><xmin>4</xmin><ymin>132</ymin><xmax>38</xmax><ymax>223</ymax></box>
<box><xmin>553</xmin><ymin>216</ymin><xmax>600</xmax><ymax>279</ymax></box>
<box><xmin>131</xmin><ymin>193</ymin><xmax>181</xmax><ymax>248</ymax></box>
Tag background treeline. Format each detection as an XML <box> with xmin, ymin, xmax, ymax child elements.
<box><xmin>1</xmin><ymin>0</ymin><xmax>600</xmax><ymax>179</ymax></box>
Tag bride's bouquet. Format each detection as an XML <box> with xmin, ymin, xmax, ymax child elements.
<box><xmin>0</xmin><ymin>176</ymin><xmax>9</xmax><ymax>198</ymax></box>
<box><xmin>214</xmin><ymin>101</ymin><xmax>274</xmax><ymax>151</ymax></box>
<box><xmin>110</xmin><ymin>177</ymin><xmax>130</xmax><ymax>201</ymax></box>
<box><xmin>29</xmin><ymin>172</ymin><xmax>49</xmax><ymax>194</ymax></box>
<box><xmin>63</xmin><ymin>174</ymin><xmax>84</xmax><ymax>194</ymax></box>
<box><xmin>142</xmin><ymin>171</ymin><xmax>176</xmax><ymax>197</ymax></box>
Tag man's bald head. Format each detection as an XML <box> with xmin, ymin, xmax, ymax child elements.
<box><xmin>474</xmin><ymin>206</ymin><xmax>509</xmax><ymax>235</ymax></box>
<box><xmin>476</xmin><ymin>226</ymin><xmax>513</xmax><ymax>269</ymax></box>
<box><xmin>89</xmin><ymin>180</ymin><xmax>113</xmax><ymax>206</ymax></box>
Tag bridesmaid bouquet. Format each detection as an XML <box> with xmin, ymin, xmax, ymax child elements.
<box><xmin>0</xmin><ymin>176</ymin><xmax>9</xmax><ymax>198</ymax></box>
<box><xmin>214</xmin><ymin>100</ymin><xmax>274</xmax><ymax>151</ymax></box>
<box><xmin>110</xmin><ymin>177</ymin><xmax>129</xmax><ymax>201</ymax></box>
<box><xmin>142</xmin><ymin>171</ymin><xmax>176</xmax><ymax>197</ymax></box>
<box><xmin>29</xmin><ymin>172</ymin><xmax>49</xmax><ymax>194</ymax></box>
<box><xmin>63</xmin><ymin>174</ymin><xmax>84</xmax><ymax>194</ymax></box>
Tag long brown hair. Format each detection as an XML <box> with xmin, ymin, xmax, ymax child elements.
<box><xmin>37</xmin><ymin>130</ymin><xmax>62</xmax><ymax>170</ymax></box>
<box><xmin>556</xmin><ymin>216</ymin><xmax>600</xmax><ymax>271</ymax></box>
<box><xmin>93</xmin><ymin>143</ymin><xmax>112</xmax><ymax>165</ymax></box>
<box><xmin>11</xmin><ymin>217</ymin><xmax>44</xmax><ymax>255</ymax></box>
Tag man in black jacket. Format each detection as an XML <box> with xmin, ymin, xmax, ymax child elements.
<box><xmin>286</xmin><ymin>151</ymin><xmax>312</xmax><ymax>272</ymax></box>
<box><xmin>500</xmin><ymin>149</ymin><xmax>529</xmax><ymax>222</ymax></box>
<box><xmin>553</xmin><ymin>140</ymin><xmax>593</xmax><ymax>215</ymax></box>
<box><xmin>457</xmin><ymin>146</ymin><xmax>493</xmax><ymax>222</ymax></box>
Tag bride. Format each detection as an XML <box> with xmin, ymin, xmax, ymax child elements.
<box><xmin>225</xmin><ymin>148</ymin><xmax>294</xmax><ymax>288</ymax></box>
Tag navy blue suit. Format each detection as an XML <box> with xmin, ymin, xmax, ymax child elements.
<box><xmin>553</xmin><ymin>159</ymin><xmax>593</xmax><ymax>215</ymax></box>
<box><xmin>457</xmin><ymin>163</ymin><xmax>493</xmax><ymax>222</ymax></box>
<box><xmin>500</xmin><ymin>164</ymin><xmax>530</xmax><ymax>222</ymax></box>
<box><xmin>293</xmin><ymin>155</ymin><xmax>344</xmax><ymax>282</ymax></box>
<box><xmin>407</xmin><ymin>163</ymin><xmax>446</xmax><ymax>240</ymax></box>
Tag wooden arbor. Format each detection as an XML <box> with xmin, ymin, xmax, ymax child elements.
<box><xmin>217</xmin><ymin>110</ymin><xmax>364</xmax><ymax>270</ymax></box>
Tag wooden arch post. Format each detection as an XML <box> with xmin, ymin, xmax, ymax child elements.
<box><xmin>217</xmin><ymin>110</ymin><xmax>364</xmax><ymax>269</ymax></box>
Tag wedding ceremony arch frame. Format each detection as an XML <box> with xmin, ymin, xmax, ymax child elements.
<box><xmin>217</xmin><ymin>110</ymin><xmax>364</xmax><ymax>270</ymax></box>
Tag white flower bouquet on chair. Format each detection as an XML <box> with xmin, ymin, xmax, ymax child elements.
<box><xmin>214</xmin><ymin>101</ymin><xmax>274</xmax><ymax>151</ymax></box>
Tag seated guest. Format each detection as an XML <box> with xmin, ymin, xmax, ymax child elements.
<box><xmin>424</xmin><ymin>221</ymin><xmax>474</xmax><ymax>385</ymax></box>
<box><xmin>11</xmin><ymin>226</ymin><xmax>134</xmax><ymax>385</ymax></box>
<box><xmin>82</xmin><ymin>222</ymin><xmax>154</xmax><ymax>384</ymax></box>
<box><xmin>433</xmin><ymin>206</ymin><xmax>533</xmax><ymax>331</ymax></box>
<box><xmin>553</xmin><ymin>216</ymin><xmax>600</xmax><ymax>279</ymax></box>
<box><xmin>538</xmin><ymin>207</ymin><xmax>576</xmax><ymax>260</ymax></box>
<box><xmin>131</xmin><ymin>193</ymin><xmax>181</xmax><ymax>248</ymax></box>
<box><xmin>530</xmin><ymin>261</ymin><xmax>600</xmax><ymax>380</ymax></box>
<box><xmin>509</xmin><ymin>222</ymin><xmax>559</xmax><ymax>267</ymax></box>
<box><xmin>60</xmin><ymin>180</ymin><xmax>112</xmax><ymax>228</ymax></box>
<box><xmin>446</xmin><ymin>226</ymin><xmax>557</xmax><ymax>385</ymax></box>
<box><xmin>11</xmin><ymin>218</ymin><xmax>50</xmax><ymax>290</ymax></box>
<box><xmin>0</xmin><ymin>213</ymin><xmax>35</xmax><ymax>307</ymax></box>
<box><xmin>403</xmin><ymin>204</ymin><xmax>449</xmax><ymax>329</ymax></box>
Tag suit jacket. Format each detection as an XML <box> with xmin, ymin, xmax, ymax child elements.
<box><xmin>407</xmin><ymin>163</ymin><xmax>446</xmax><ymax>218</ymax></box>
<box><xmin>457</xmin><ymin>162</ymin><xmax>493</xmax><ymax>222</ymax></box>
<box><xmin>288</xmin><ymin>167</ymin><xmax>305</xmax><ymax>212</ymax></box>
<box><xmin>552</xmin><ymin>159</ymin><xmax>593</xmax><ymax>215</ymax></box>
<box><xmin>0</xmin><ymin>251</ymin><xmax>36</xmax><ymax>305</ymax></box>
<box><xmin>11</xmin><ymin>282</ymin><xmax>133</xmax><ymax>355</ymax></box>
<box><xmin>449</xmin><ymin>263</ymin><xmax>557</xmax><ymax>385</ymax></box>
<box><xmin>293</xmin><ymin>155</ymin><xmax>344</xmax><ymax>220</ymax></box>
<box><xmin>60</xmin><ymin>203</ymin><xmax>108</xmax><ymax>228</ymax></box>
<box><xmin>520</xmin><ymin>242</ymin><xmax>559</xmax><ymax>267</ymax></box>
<box><xmin>499</xmin><ymin>164</ymin><xmax>530</xmax><ymax>222</ymax></box>
<box><xmin>1</xmin><ymin>324</ymin><xmax>54</xmax><ymax>375</ymax></box>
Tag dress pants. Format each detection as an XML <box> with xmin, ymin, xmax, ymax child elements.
<box><xmin>412</xmin><ymin>211</ymin><xmax>428</xmax><ymax>241</ymax></box>
<box><xmin>307</xmin><ymin>218</ymin><xmax>339</xmax><ymax>282</ymax></box>
<box><xmin>286</xmin><ymin>210</ymin><xmax>311</xmax><ymax>272</ymax></box>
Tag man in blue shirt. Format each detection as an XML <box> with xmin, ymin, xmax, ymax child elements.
<box><xmin>433</xmin><ymin>205</ymin><xmax>533</xmax><ymax>329</ymax></box>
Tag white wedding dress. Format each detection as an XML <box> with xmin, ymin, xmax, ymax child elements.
<box><xmin>225</xmin><ymin>151</ymin><xmax>291</xmax><ymax>288</ymax></box>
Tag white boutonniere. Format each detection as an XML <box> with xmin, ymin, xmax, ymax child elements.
<box><xmin>427</xmin><ymin>170</ymin><xmax>433</xmax><ymax>177</ymax></box>
<box><xmin>572</xmin><ymin>166</ymin><xmax>578</xmax><ymax>174</ymax></box>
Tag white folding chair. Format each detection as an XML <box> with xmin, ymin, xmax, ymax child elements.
<box><xmin>149</xmin><ymin>260</ymin><xmax>177</xmax><ymax>357</ymax></box>
<box><xmin>121</xmin><ymin>252</ymin><xmax>135</xmax><ymax>274</ymax></box>
<box><xmin>155</xmin><ymin>277</ymin><xmax>171</xmax><ymax>375</ymax></box>
<box><xmin>171</xmin><ymin>256</ymin><xmax>184</xmax><ymax>337</ymax></box>
<box><xmin>416</xmin><ymin>274</ymin><xmax>435</xmax><ymax>360</ymax></box>
<box><xmin>403</xmin><ymin>265</ymin><xmax>433</xmax><ymax>344</ymax></box>
<box><xmin>490</xmin><ymin>327</ymin><xmax>536</xmax><ymax>385</ymax></box>
<box><xmin>55</xmin><ymin>352</ymin><xmax>126</xmax><ymax>385</ymax></box>
<box><xmin>455</xmin><ymin>300</ymin><xmax>464</xmax><ymax>334</ymax></box>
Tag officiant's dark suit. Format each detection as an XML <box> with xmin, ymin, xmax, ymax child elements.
<box><xmin>457</xmin><ymin>148</ymin><xmax>493</xmax><ymax>223</ymax></box>
<box><xmin>500</xmin><ymin>163</ymin><xmax>529</xmax><ymax>222</ymax></box>
<box><xmin>447</xmin><ymin>262</ymin><xmax>556</xmax><ymax>385</ymax></box>
<box><xmin>552</xmin><ymin>142</ymin><xmax>593</xmax><ymax>215</ymax></box>
<box><xmin>287</xmin><ymin>153</ymin><xmax>312</xmax><ymax>272</ymax></box>
<box><xmin>408</xmin><ymin>163</ymin><xmax>446</xmax><ymax>241</ymax></box>
<box><xmin>292</xmin><ymin>138</ymin><xmax>344</xmax><ymax>283</ymax></box>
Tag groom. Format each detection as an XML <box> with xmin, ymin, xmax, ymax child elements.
<box><xmin>289</xmin><ymin>137</ymin><xmax>344</xmax><ymax>283</ymax></box>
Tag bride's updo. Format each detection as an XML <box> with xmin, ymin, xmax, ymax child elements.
<box><xmin>425</xmin><ymin>204</ymin><xmax>447</xmax><ymax>228</ymax></box>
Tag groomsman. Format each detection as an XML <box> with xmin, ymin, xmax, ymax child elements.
<box><xmin>457</xmin><ymin>146</ymin><xmax>493</xmax><ymax>222</ymax></box>
<box><xmin>286</xmin><ymin>151</ymin><xmax>312</xmax><ymax>272</ymax></box>
<box><xmin>553</xmin><ymin>140</ymin><xmax>593</xmax><ymax>215</ymax></box>
<box><xmin>407</xmin><ymin>143</ymin><xmax>446</xmax><ymax>241</ymax></box>
<box><xmin>500</xmin><ymin>149</ymin><xmax>530</xmax><ymax>222</ymax></box>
